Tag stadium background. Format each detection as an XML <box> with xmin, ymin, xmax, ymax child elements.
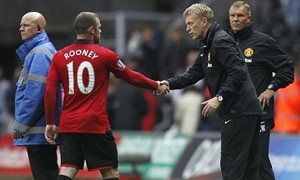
<box><xmin>0</xmin><ymin>0</ymin><xmax>299</xmax><ymax>179</ymax></box>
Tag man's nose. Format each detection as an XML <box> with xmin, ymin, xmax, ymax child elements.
<box><xmin>233</xmin><ymin>16</ymin><xmax>239</xmax><ymax>21</ymax></box>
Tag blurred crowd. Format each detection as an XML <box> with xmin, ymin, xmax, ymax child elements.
<box><xmin>1</xmin><ymin>0</ymin><xmax>300</xmax><ymax>137</ymax></box>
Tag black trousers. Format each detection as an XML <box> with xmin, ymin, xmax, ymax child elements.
<box><xmin>258</xmin><ymin>119</ymin><xmax>275</xmax><ymax>180</ymax></box>
<box><xmin>220</xmin><ymin>115</ymin><xmax>261</xmax><ymax>180</ymax></box>
<box><xmin>26</xmin><ymin>145</ymin><xmax>58</xmax><ymax>180</ymax></box>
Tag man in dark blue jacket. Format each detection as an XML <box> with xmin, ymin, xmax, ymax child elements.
<box><xmin>229</xmin><ymin>1</ymin><xmax>294</xmax><ymax>179</ymax></box>
<box><xmin>157</xmin><ymin>3</ymin><xmax>263</xmax><ymax>180</ymax></box>
<box><xmin>13</xmin><ymin>12</ymin><xmax>62</xmax><ymax>180</ymax></box>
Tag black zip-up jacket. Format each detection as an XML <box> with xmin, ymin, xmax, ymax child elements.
<box><xmin>167</xmin><ymin>22</ymin><xmax>262</xmax><ymax>119</ymax></box>
<box><xmin>230</xmin><ymin>24</ymin><xmax>294</xmax><ymax>124</ymax></box>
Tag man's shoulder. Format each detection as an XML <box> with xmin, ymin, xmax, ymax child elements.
<box><xmin>213</xmin><ymin>30</ymin><xmax>235</xmax><ymax>46</ymax></box>
<box><xmin>32</xmin><ymin>41</ymin><xmax>56</xmax><ymax>51</ymax></box>
<box><xmin>29</xmin><ymin>42</ymin><xmax>56</xmax><ymax>58</ymax></box>
<box><xmin>252</xmin><ymin>30</ymin><xmax>273</xmax><ymax>40</ymax></box>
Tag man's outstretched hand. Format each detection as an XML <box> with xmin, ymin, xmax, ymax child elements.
<box><xmin>154</xmin><ymin>80</ymin><xmax>170</xmax><ymax>96</ymax></box>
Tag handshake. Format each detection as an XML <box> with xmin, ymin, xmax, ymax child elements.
<box><xmin>154</xmin><ymin>80</ymin><xmax>170</xmax><ymax>96</ymax></box>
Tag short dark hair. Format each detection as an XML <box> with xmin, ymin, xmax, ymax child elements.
<box><xmin>74</xmin><ymin>12</ymin><xmax>99</xmax><ymax>34</ymax></box>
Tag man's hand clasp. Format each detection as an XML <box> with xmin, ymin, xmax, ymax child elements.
<box><xmin>154</xmin><ymin>80</ymin><xmax>170</xmax><ymax>96</ymax></box>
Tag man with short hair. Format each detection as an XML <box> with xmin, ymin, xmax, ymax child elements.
<box><xmin>158</xmin><ymin>3</ymin><xmax>263</xmax><ymax>180</ymax></box>
<box><xmin>229</xmin><ymin>1</ymin><xmax>294</xmax><ymax>179</ymax></box>
<box><xmin>44</xmin><ymin>12</ymin><xmax>166</xmax><ymax>180</ymax></box>
<box><xmin>13</xmin><ymin>12</ymin><xmax>62</xmax><ymax>180</ymax></box>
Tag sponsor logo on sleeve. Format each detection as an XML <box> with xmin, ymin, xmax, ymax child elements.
<box><xmin>117</xmin><ymin>60</ymin><xmax>126</xmax><ymax>70</ymax></box>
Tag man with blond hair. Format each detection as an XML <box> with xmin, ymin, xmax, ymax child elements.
<box><xmin>158</xmin><ymin>3</ymin><xmax>263</xmax><ymax>179</ymax></box>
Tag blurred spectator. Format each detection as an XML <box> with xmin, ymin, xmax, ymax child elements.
<box><xmin>168</xmin><ymin>48</ymin><xmax>202</xmax><ymax>106</ymax></box>
<box><xmin>5</xmin><ymin>66</ymin><xmax>21</xmax><ymax>134</ymax></box>
<box><xmin>281</xmin><ymin>0</ymin><xmax>300</xmax><ymax>31</ymax></box>
<box><xmin>107</xmin><ymin>73</ymin><xmax>118</xmax><ymax>126</ymax></box>
<box><xmin>159</xmin><ymin>27</ymin><xmax>191</xmax><ymax>79</ymax></box>
<box><xmin>249</xmin><ymin>0</ymin><xmax>286</xmax><ymax>34</ymax></box>
<box><xmin>6</xmin><ymin>66</ymin><xmax>21</xmax><ymax>116</ymax></box>
<box><xmin>141</xmin><ymin>89</ymin><xmax>161</xmax><ymax>131</ymax></box>
<box><xmin>127</xmin><ymin>24</ymin><xmax>162</xmax><ymax>80</ymax></box>
<box><xmin>109</xmin><ymin>80</ymin><xmax>148</xmax><ymax>130</ymax></box>
<box><xmin>108</xmin><ymin>58</ymin><xmax>160</xmax><ymax>131</ymax></box>
<box><xmin>173</xmin><ymin>86</ymin><xmax>203</xmax><ymax>136</ymax></box>
<box><xmin>273</xmin><ymin>58</ymin><xmax>300</xmax><ymax>134</ymax></box>
<box><xmin>0</xmin><ymin>66</ymin><xmax>11</xmax><ymax>136</ymax></box>
<box><xmin>172</xmin><ymin>48</ymin><xmax>205</xmax><ymax>135</ymax></box>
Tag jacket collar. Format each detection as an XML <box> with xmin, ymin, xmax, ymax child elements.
<box><xmin>199</xmin><ymin>21</ymin><xmax>221</xmax><ymax>50</ymax></box>
<box><xmin>230</xmin><ymin>23</ymin><xmax>254</xmax><ymax>40</ymax></box>
<box><xmin>16</xmin><ymin>31</ymin><xmax>50</xmax><ymax>61</ymax></box>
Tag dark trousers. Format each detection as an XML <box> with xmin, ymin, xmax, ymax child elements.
<box><xmin>220</xmin><ymin>115</ymin><xmax>261</xmax><ymax>180</ymax></box>
<box><xmin>26</xmin><ymin>145</ymin><xmax>58</xmax><ymax>180</ymax></box>
<box><xmin>258</xmin><ymin>120</ymin><xmax>275</xmax><ymax>180</ymax></box>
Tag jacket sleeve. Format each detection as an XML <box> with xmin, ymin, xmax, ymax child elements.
<box><xmin>167</xmin><ymin>55</ymin><xmax>204</xmax><ymax>90</ymax></box>
<box><xmin>263</xmin><ymin>36</ymin><xmax>294</xmax><ymax>90</ymax></box>
<box><xmin>14</xmin><ymin>51</ymin><xmax>51</xmax><ymax>133</ymax></box>
<box><xmin>213</xmin><ymin>37</ymin><xmax>247</xmax><ymax>99</ymax></box>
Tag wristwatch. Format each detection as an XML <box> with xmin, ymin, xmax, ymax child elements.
<box><xmin>216</xmin><ymin>95</ymin><xmax>223</xmax><ymax>102</ymax></box>
<box><xmin>267</xmin><ymin>84</ymin><xmax>275</xmax><ymax>91</ymax></box>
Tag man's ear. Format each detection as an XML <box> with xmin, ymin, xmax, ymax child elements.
<box><xmin>247</xmin><ymin>15</ymin><xmax>252</xmax><ymax>23</ymax></box>
<box><xmin>202</xmin><ymin>17</ymin><xmax>208</xmax><ymax>24</ymax></box>
<box><xmin>88</xmin><ymin>26</ymin><xmax>95</xmax><ymax>34</ymax></box>
<box><xmin>37</xmin><ymin>25</ymin><xmax>41</xmax><ymax>33</ymax></box>
<box><xmin>37</xmin><ymin>25</ymin><xmax>45</xmax><ymax>33</ymax></box>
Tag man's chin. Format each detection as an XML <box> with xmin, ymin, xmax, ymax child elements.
<box><xmin>232</xmin><ymin>27</ymin><xmax>242</xmax><ymax>32</ymax></box>
<box><xmin>192</xmin><ymin>36</ymin><xmax>200</xmax><ymax>40</ymax></box>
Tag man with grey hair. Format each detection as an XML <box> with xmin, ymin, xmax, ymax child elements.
<box><xmin>229</xmin><ymin>1</ymin><xmax>294</xmax><ymax>179</ymax></box>
<box><xmin>158</xmin><ymin>3</ymin><xmax>263</xmax><ymax>179</ymax></box>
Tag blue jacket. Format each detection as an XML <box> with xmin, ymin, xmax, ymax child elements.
<box><xmin>13</xmin><ymin>32</ymin><xmax>62</xmax><ymax>145</ymax></box>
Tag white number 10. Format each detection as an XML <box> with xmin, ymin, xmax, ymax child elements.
<box><xmin>67</xmin><ymin>61</ymin><xmax>95</xmax><ymax>94</ymax></box>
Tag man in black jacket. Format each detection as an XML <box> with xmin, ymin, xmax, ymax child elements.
<box><xmin>157</xmin><ymin>3</ymin><xmax>263</xmax><ymax>180</ymax></box>
<box><xmin>229</xmin><ymin>1</ymin><xmax>294</xmax><ymax>179</ymax></box>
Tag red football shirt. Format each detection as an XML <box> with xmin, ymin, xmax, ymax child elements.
<box><xmin>45</xmin><ymin>40</ymin><xmax>158</xmax><ymax>134</ymax></box>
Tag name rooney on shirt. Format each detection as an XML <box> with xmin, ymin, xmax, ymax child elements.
<box><xmin>64</xmin><ymin>49</ymin><xmax>99</xmax><ymax>60</ymax></box>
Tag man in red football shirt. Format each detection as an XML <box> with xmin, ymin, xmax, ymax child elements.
<box><xmin>44</xmin><ymin>12</ymin><xmax>166</xmax><ymax>180</ymax></box>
